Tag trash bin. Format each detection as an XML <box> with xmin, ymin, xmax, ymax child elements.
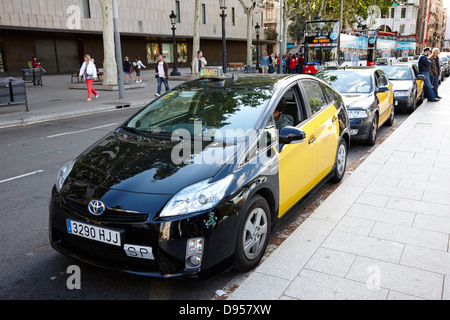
<box><xmin>22</xmin><ymin>69</ymin><xmax>34</xmax><ymax>82</ymax></box>
<box><xmin>22</xmin><ymin>68</ymin><xmax>43</xmax><ymax>85</ymax></box>
<box><xmin>0</xmin><ymin>78</ymin><xmax>11</xmax><ymax>105</ymax></box>
<box><xmin>10</xmin><ymin>80</ymin><xmax>28</xmax><ymax>111</ymax></box>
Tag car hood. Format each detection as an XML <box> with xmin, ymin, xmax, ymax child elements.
<box><xmin>68</xmin><ymin>129</ymin><xmax>239</xmax><ymax>195</ymax></box>
<box><xmin>341</xmin><ymin>93</ymin><xmax>374</xmax><ymax>109</ymax></box>
<box><xmin>389</xmin><ymin>80</ymin><xmax>413</xmax><ymax>91</ymax></box>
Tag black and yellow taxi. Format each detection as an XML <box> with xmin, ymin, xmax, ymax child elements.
<box><xmin>316</xmin><ymin>66</ymin><xmax>394</xmax><ymax>146</ymax></box>
<box><xmin>49</xmin><ymin>67</ymin><xmax>350</xmax><ymax>278</ymax></box>
<box><xmin>377</xmin><ymin>63</ymin><xmax>424</xmax><ymax>114</ymax></box>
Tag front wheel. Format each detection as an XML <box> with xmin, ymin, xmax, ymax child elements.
<box><xmin>330</xmin><ymin>138</ymin><xmax>347</xmax><ymax>183</ymax></box>
<box><xmin>366</xmin><ymin>113</ymin><xmax>378</xmax><ymax>146</ymax></box>
<box><xmin>233</xmin><ymin>195</ymin><xmax>271</xmax><ymax>272</ymax></box>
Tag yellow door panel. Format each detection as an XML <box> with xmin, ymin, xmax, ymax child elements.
<box><xmin>315</xmin><ymin>104</ymin><xmax>340</xmax><ymax>181</ymax></box>
<box><xmin>416</xmin><ymin>80</ymin><xmax>423</xmax><ymax>100</ymax></box>
<box><xmin>277</xmin><ymin>120</ymin><xmax>317</xmax><ymax>217</ymax></box>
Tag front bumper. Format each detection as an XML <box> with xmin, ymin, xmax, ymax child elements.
<box><xmin>348</xmin><ymin>116</ymin><xmax>373</xmax><ymax>141</ymax></box>
<box><xmin>393</xmin><ymin>95</ymin><xmax>414</xmax><ymax>109</ymax></box>
<box><xmin>48</xmin><ymin>186</ymin><xmax>240</xmax><ymax>278</ymax></box>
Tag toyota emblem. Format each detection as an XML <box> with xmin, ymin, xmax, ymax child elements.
<box><xmin>88</xmin><ymin>200</ymin><xmax>106</xmax><ymax>216</ymax></box>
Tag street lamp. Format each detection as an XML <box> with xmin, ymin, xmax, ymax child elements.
<box><xmin>169</xmin><ymin>10</ymin><xmax>180</xmax><ymax>76</ymax></box>
<box><xmin>219</xmin><ymin>0</ymin><xmax>227</xmax><ymax>73</ymax></box>
<box><xmin>255</xmin><ymin>22</ymin><xmax>260</xmax><ymax>71</ymax></box>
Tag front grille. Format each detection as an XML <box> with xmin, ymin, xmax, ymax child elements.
<box><xmin>63</xmin><ymin>198</ymin><xmax>149</xmax><ymax>223</ymax></box>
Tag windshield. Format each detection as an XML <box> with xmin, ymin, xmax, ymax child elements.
<box><xmin>377</xmin><ymin>65</ymin><xmax>413</xmax><ymax>80</ymax></box>
<box><xmin>316</xmin><ymin>70</ymin><xmax>372</xmax><ymax>94</ymax></box>
<box><xmin>125</xmin><ymin>82</ymin><xmax>272</xmax><ymax>141</ymax></box>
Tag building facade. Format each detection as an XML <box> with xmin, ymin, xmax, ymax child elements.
<box><xmin>0</xmin><ymin>0</ymin><xmax>265</xmax><ymax>75</ymax></box>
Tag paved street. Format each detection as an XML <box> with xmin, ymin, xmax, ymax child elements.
<box><xmin>228</xmin><ymin>77</ymin><xmax>450</xmax><ymax>300</ymax></box>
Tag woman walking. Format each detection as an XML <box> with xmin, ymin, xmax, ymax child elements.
<box><xmin>133</xmin><ymin>56</ymin><xmax>146</xmax><ymax>83</ymax></box>
<box><xmin>78</xmin><ymin>54</ymin><xmax>98</xmax><ymax>101</ymax></box>
<box><xmin>123</xmin><ymin>56</ymin><xmax>132</xmax><ymax>82</ymax></box>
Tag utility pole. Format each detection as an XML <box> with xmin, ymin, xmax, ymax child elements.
<box><xmin>279</xmin><ymin>0</ymin><xmax>284</xmax><ymax>73</ymax></box>
<box><xmin>112</xmin><ymin>0</ymin><xmax>124</xmax><ymax>99</ymax></box>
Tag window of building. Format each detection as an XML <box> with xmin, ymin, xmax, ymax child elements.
<box><xmin>162</xmin><ymin>43</ymin><xmax>174</xmax><ymax>63</ymax></box>
<box><xmin>0</xmin><ymin>43</ymin><xmax>5</xmax><ymax>73</ymax></box>
<box><xmin>146</xmin><ymin>43</ymin><xmax>160</xmax><ymax>64</ymax></box>
<box><xmin>232</xmin><ymin>7</ymin><xmax>235</xmax><ymax>26</ymax></box>
<box><xmin>176</xmin><ymin>1</ymin><xmax>181</xmax><ymax>23</ymax></box>
<box><xmin>82</xmin><ymin>0</ymin><xmax>91</xmax><ymax>18</ymax></box>
<box><xmin>400</xmin><ymin>24</ymin><xmax>405</xmax><ymax>34</ymax></box>
<box><xmin>202</xmin><ymin>4</ymin><xmax>206</xmax><ymax>24</ymax></box>
<box><xmin>401</xmin><ymin>8</ymin><xmax>406</xmax><ymax>19</ymax></box>
<box><xmin>391</xmin><ymin>8</ymin><xmax>395</xmax><ymax>18</ymax></box>
<box><xmin>177</xmin><ymin>43</ymin><xmax>188</xmax><ymax>63</ymax></box>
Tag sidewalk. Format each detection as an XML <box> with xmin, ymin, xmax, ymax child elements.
<box><xmin>0</xmin><ymin>67</ymin><xmax>196</xmax><ymax>128</ymax></box>
<box><xmin>228</xmin><ymin>79</ymin><xmax>450</xmax><ymax>300</ymax></box>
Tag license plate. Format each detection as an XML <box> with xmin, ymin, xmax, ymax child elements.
<box><xmin>66</xmin><ymin>219</ymin><xmax>121</xmax><ymax>247</ymax></box>
<box><xmin>124</xmin><ymin>244</ymin><xmax>155</xmax><ymax>260</ymax></box>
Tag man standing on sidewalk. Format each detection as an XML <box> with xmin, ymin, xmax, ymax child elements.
<box><xmin>154</xmin><ymin>54</ymin><xmax>169</xmax><ymax>97</ymax></box>
<box><xmin>429</xmin><ymin>48</ymin><xmax>442</xmax><ymax>99</ymax></box>
<box><xmin>418</xmin><ymin>47</ymin><xmax>439</xmax><ymax>102</ymax></box>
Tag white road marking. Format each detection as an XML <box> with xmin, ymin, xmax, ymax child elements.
<box><xmin>0</xmin><ymin>170</ymin><xmax>45</xmax><ymax>184</ymax></box>
<box><xmin>46</xmin><ymin>123</ymin><xmax>118</xmax><ymax>138</ymax></box>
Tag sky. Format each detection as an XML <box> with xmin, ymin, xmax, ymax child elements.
<box><xmin>445</xmin><ymin>0</ymin><xmax>450</xmax><ymax>9</ymax></box>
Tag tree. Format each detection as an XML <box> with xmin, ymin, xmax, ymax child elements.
<box><xmin>99</xmin><ymin>0</ymin><xmax>118</xmax><ymax>85</ymax></box>
<box><xmin>192</xmin><ymin>0</ymin><xmax>202</xmax><ymax>70</ymax></box>
<box><xmin>238</xmin><ymin>0</ymin><xmax>258</xmax><ymax>65</ymax></box>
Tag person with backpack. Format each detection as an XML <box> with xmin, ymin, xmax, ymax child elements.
<box><xmin>133</xmin><ymin>56</ymin><xmax>146</xmax><ymax>83</ymax></box>
<box><xmin>123</xmin><ymin>56</ymin><xmax>132</xmax><ymax>82</ymax></box>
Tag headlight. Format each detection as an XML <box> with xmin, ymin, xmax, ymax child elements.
<box><xmin>347</xmin><ymin>110</ymin><xmax>368</xmax><ymax>119</ymax></box>
<box><xmin>56</xmin><ymin>160</ymin><xmax>75</xmax><ymax>193</ymax></box>
<box><xmin>159</xmin><ymin>174</ymin><xmax>234</xmax><ymax>218</ymax></box>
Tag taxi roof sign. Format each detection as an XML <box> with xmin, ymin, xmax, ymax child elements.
<box><xmin>199</xmin><ymin>66</ymin><xmax>225</xmax><ymax>79</ymax></box>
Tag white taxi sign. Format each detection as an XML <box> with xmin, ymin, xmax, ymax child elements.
<box><xmin>199</xmin><ymin>66</ymin><xmax>225</xmax><ymax>79</ymax></box>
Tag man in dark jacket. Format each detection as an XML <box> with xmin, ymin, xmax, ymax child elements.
<box><xmin>418</xmin><ymin>47</ymin><xmax>438</xmax><ymax>102</ymax></box>
<box><xmin>154</xmin><ymin>54</ymin><xmax>169</xmax><ymax>97</ymax></box>
<box><xmin>429</xmin><ymin>48</ymin><xmax>442</xmax><ymax>99</ymax></box>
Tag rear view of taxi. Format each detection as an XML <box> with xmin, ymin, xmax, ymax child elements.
<box><xmin>49</xmin><ymin>68</ymin><xmax>350</xmax><ymax>278</ymax></box>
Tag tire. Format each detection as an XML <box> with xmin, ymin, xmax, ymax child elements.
<box><xmin>233</xmin><ymin>195</ymin><xmax>271</xmax><ymax>272</ymax></box>
<box><xmin>407</xmin><ymin>97</ymin><xmax>416</xmax><ymax>114</ymax></box>
<box><xmin>385</xmin><ymin>104</ymin><xmax>395</xmax><ymax>126</ymax></box>
<box><xmin>330</xmin><ymin>138</ymin><xmax>347</xmax><ymax>183</ymax></box>
<box><xmin>366</xmin><ymin>113</ymin><xmax>378</xmax><ymax>146</ymax></box>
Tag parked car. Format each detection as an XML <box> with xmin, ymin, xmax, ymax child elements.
<box><xmin>377</xmin><ymin>63</ymin><xmax>424</xmax><ymax>114</ymax></box>
<box><xmin>439</xmin><ymin>53</ymin><xmax>450</xmax><ymax>77</ymax></box>
<box><xmin>49</xmin><ymin>68</ymin><xmax>350</xmax><ymax>278</ymax></box>
<box><xmin>316</xmin><ymin>66</ymin><xmax>394</xmax><ymax>146</ymax></box>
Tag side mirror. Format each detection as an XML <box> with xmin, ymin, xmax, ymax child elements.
<box><xmin>416</xmin><ymin>74</ymin><xmax>425</xmax><ymax>80</ymax></box>
<box><xmin>279</xmin><ymin>126</ymin><xmax>306</xmax><ymax>145</ymax></box>
<box><xmin>377</xmin><ymin>86</ymin><xmax>390</xmax><ymax>93</ymax></box>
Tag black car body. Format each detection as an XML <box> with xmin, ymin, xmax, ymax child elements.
<box><xmin>377</xmin><ymin>63</ymin><xmax>424</xmax><ymax>114</ymax></box>
<box><xmin>49</xmin><ymin>71</ymin><xmax>350</xmax><ymax>278</ymax></box>
<box><xmin>316</xmin><ymin>66</ymin><xmax>394</xmax><ymax>146</ymax></box>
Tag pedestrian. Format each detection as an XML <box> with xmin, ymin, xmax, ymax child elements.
<box><xmin>133</xmin><ymin>56</ymin><xmax>146</xmax><ymax>83</ymax></box>
<box><xmin>429</xmin><ymin>48</ymin><xmax>442</xmax><ymax>99</ymax></box>
<box><xmin>268</xmin><ymin>53</ymin><xmax>275</xmax><ymax>73</ymax></box>
<box><xmin>260</xmin><ymin>52</ymin><xmax>269</xmax><ymax>74</ymax></box>
<box><xmin>298</xmin><ymin>54</ymin><xmax>305</xmax><ymax>74</ymax></box>
<box><xmin>418</xmin><ymin>47</ymin><xmax>439</xmax><ymax>102</ymax></box>
<box><xmin>78</xmin><ymin>54</ymin><xmax>98</xmax><ymax>102</ymax></box>
<box><xmin>155</xmin><ymin>53</ymin><xmax>169</xmax><ymax>97</ymax></box>
<box><xmin>289</xmin><ymin>54</ymin><xmax>297</xmax><ymax>74</ymax></box>
<box><xmin>123</xmin><ymin>56</ymin><xmax>132</xmax><ymax>82</ymax></box>
<box><xmin>192</xmin><ymin>50</ymin><xmax>207</xmax><ymax>76</ymax></box>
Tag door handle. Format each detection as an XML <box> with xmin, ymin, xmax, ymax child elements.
<box><xmin>308</xmin><ymin>136</ymin><xmax>316</xmax><ymax>144</ymax></box>
<box><xmin>332</xmin><ymin>115</ymin><xmax>338</xmax><ymax>122</ymax></box>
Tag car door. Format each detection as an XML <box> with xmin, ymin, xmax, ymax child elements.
<box><xmin>277</xmin><ymin>84</ymin><xmax>317</xmax><ymax>218</ymax></box>
<box><xmin>375</xmin><ymin>70</ymin><xmax>392</xmax><ymax>126</ymax></box>
<box><xmin>300</xmin><ymin>79</ymin><xmax>340</xmax><ymax>182</ymax></box>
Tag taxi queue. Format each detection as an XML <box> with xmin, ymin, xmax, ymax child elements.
<box><xmin>48</xmin><ymin>60</ymin><xmax>441</xmax><ymax>279</ymax></box>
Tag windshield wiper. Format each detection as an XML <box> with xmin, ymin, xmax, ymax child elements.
<box><xmin>118</xmin><ymin>126</ymin><xmax>172</xmax><ymax>140</ymax></box>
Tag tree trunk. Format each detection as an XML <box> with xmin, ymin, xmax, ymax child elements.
<box><xmin>192</xmin><ymin>0</ymin><xmax>202</xmax><ymax>72</ymax></box>
<box><xmin>99</xmin><ymin>0</ymin><xmax>118</xmax><ymax>85</ymax></box>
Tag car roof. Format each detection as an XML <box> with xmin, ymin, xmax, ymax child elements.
<box><xmin>180</xmin><ymin>73</ymin><xmax>316</xmax><ymax>91</ymax></box>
